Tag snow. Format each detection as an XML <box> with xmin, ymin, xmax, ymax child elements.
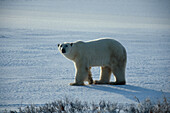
<box><xmin>0</xmin><ymin>0</ymin><xmax>170</xmax><ymax>111</ymax></box>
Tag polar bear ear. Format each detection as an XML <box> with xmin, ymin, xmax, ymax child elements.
<box><xmin>70</xmin><ymin>43</ymin><xmax>73</xmax><ymax>46</ymax></box>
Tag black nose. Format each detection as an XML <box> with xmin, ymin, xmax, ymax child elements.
<box><xmin>62</xmin><ymin>49</ymin><xmax>66</xmax><ymax>53</ymax></box>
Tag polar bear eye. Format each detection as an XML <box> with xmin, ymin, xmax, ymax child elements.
<box><xmin>65</xmin><ymin>45</ymin><xmax>68</xmax><ymax>47</ymax></box>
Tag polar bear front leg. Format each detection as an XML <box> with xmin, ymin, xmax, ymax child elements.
<box><xmin>70</xmin><ymin>63</ymin><xmax>88</xmax><ymax>86</ymax></box>
<box><xmin>94</xmin><ymin>66</ymin><xmax>112</xmax><ymax>84</ymax></box>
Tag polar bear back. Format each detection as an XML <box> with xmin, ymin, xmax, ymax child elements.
<box><xmin>75</xmin><ymin>38</ymin><xmax>126</xmax><ymax>67</ymax></box>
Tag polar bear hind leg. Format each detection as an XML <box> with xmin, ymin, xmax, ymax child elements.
<box><xmin>110</xmin><ymin>65</ymin><xmax>126</xmax><ymax>85</ymax></box>
<box><xmin>87</xmin><ymin>67</ymin><xmax>93</xmax><ymax>84</ymax></box>
<box><xmin>94</xmin><ymin>66</ymin><xmax>112</xmax><ymax>84</ymax></box>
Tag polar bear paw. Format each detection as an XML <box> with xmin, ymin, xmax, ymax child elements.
<box><xmin>94</xmin><ymin>80</ymin><xmax>109</xmax><ymax>85</ymax></box>
<box><xmin>109</xmin><ymin>81</ymin><xmax>126</xmax><ymax>85</ymax></box>
<box><xmin>94</xmin><ymin>80</ymin><xmax>126</xmax><ymax>85</ymax></box>
<box><xmin>69</xmin><ymin>83</ymin><xmax>85</xmax><ymax>86</ymax></box>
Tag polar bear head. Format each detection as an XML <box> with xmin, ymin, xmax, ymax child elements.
<box><xmin>58</xmin><ymin>42</ymin><xmax>75</xmax><ymax>60</ymax></box>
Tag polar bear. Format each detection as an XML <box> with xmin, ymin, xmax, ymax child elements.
<box><xmin>58</xmin><ymin>38</ymin><xmax>127</xmax><ymax>86</ymax></box>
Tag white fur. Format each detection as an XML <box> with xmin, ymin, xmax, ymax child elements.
<box><xmin>58</xmin><ymin>38</ymin><xmax>127</xmax><ymax>85</ymax></box>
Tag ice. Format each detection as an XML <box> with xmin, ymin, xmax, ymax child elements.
<box><xmin>0</xmin><ymin>0</ymin><xmax>170</xmax><ymax>110</ymax></box>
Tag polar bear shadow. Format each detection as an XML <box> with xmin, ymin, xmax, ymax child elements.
<box><xmin>84</xmin><ymin>85</ymin><xmax>170</xmax><ymax>101</ymax></box>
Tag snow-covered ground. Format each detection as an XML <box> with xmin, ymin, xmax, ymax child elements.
<box><xmin>0</xmin><ymin>0</ymin><xmax>170</xmax><ymax>110</ymax></box>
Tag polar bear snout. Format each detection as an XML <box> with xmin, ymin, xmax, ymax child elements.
<box><xmin>62</xmin><ymin>48</ymin><xmax>66</xmax><ymax>53</ymax></box>
<box><xmin>58</xmin><ymin>44</ymin><xmax>65</xmax><ymax>53</ymax></box>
